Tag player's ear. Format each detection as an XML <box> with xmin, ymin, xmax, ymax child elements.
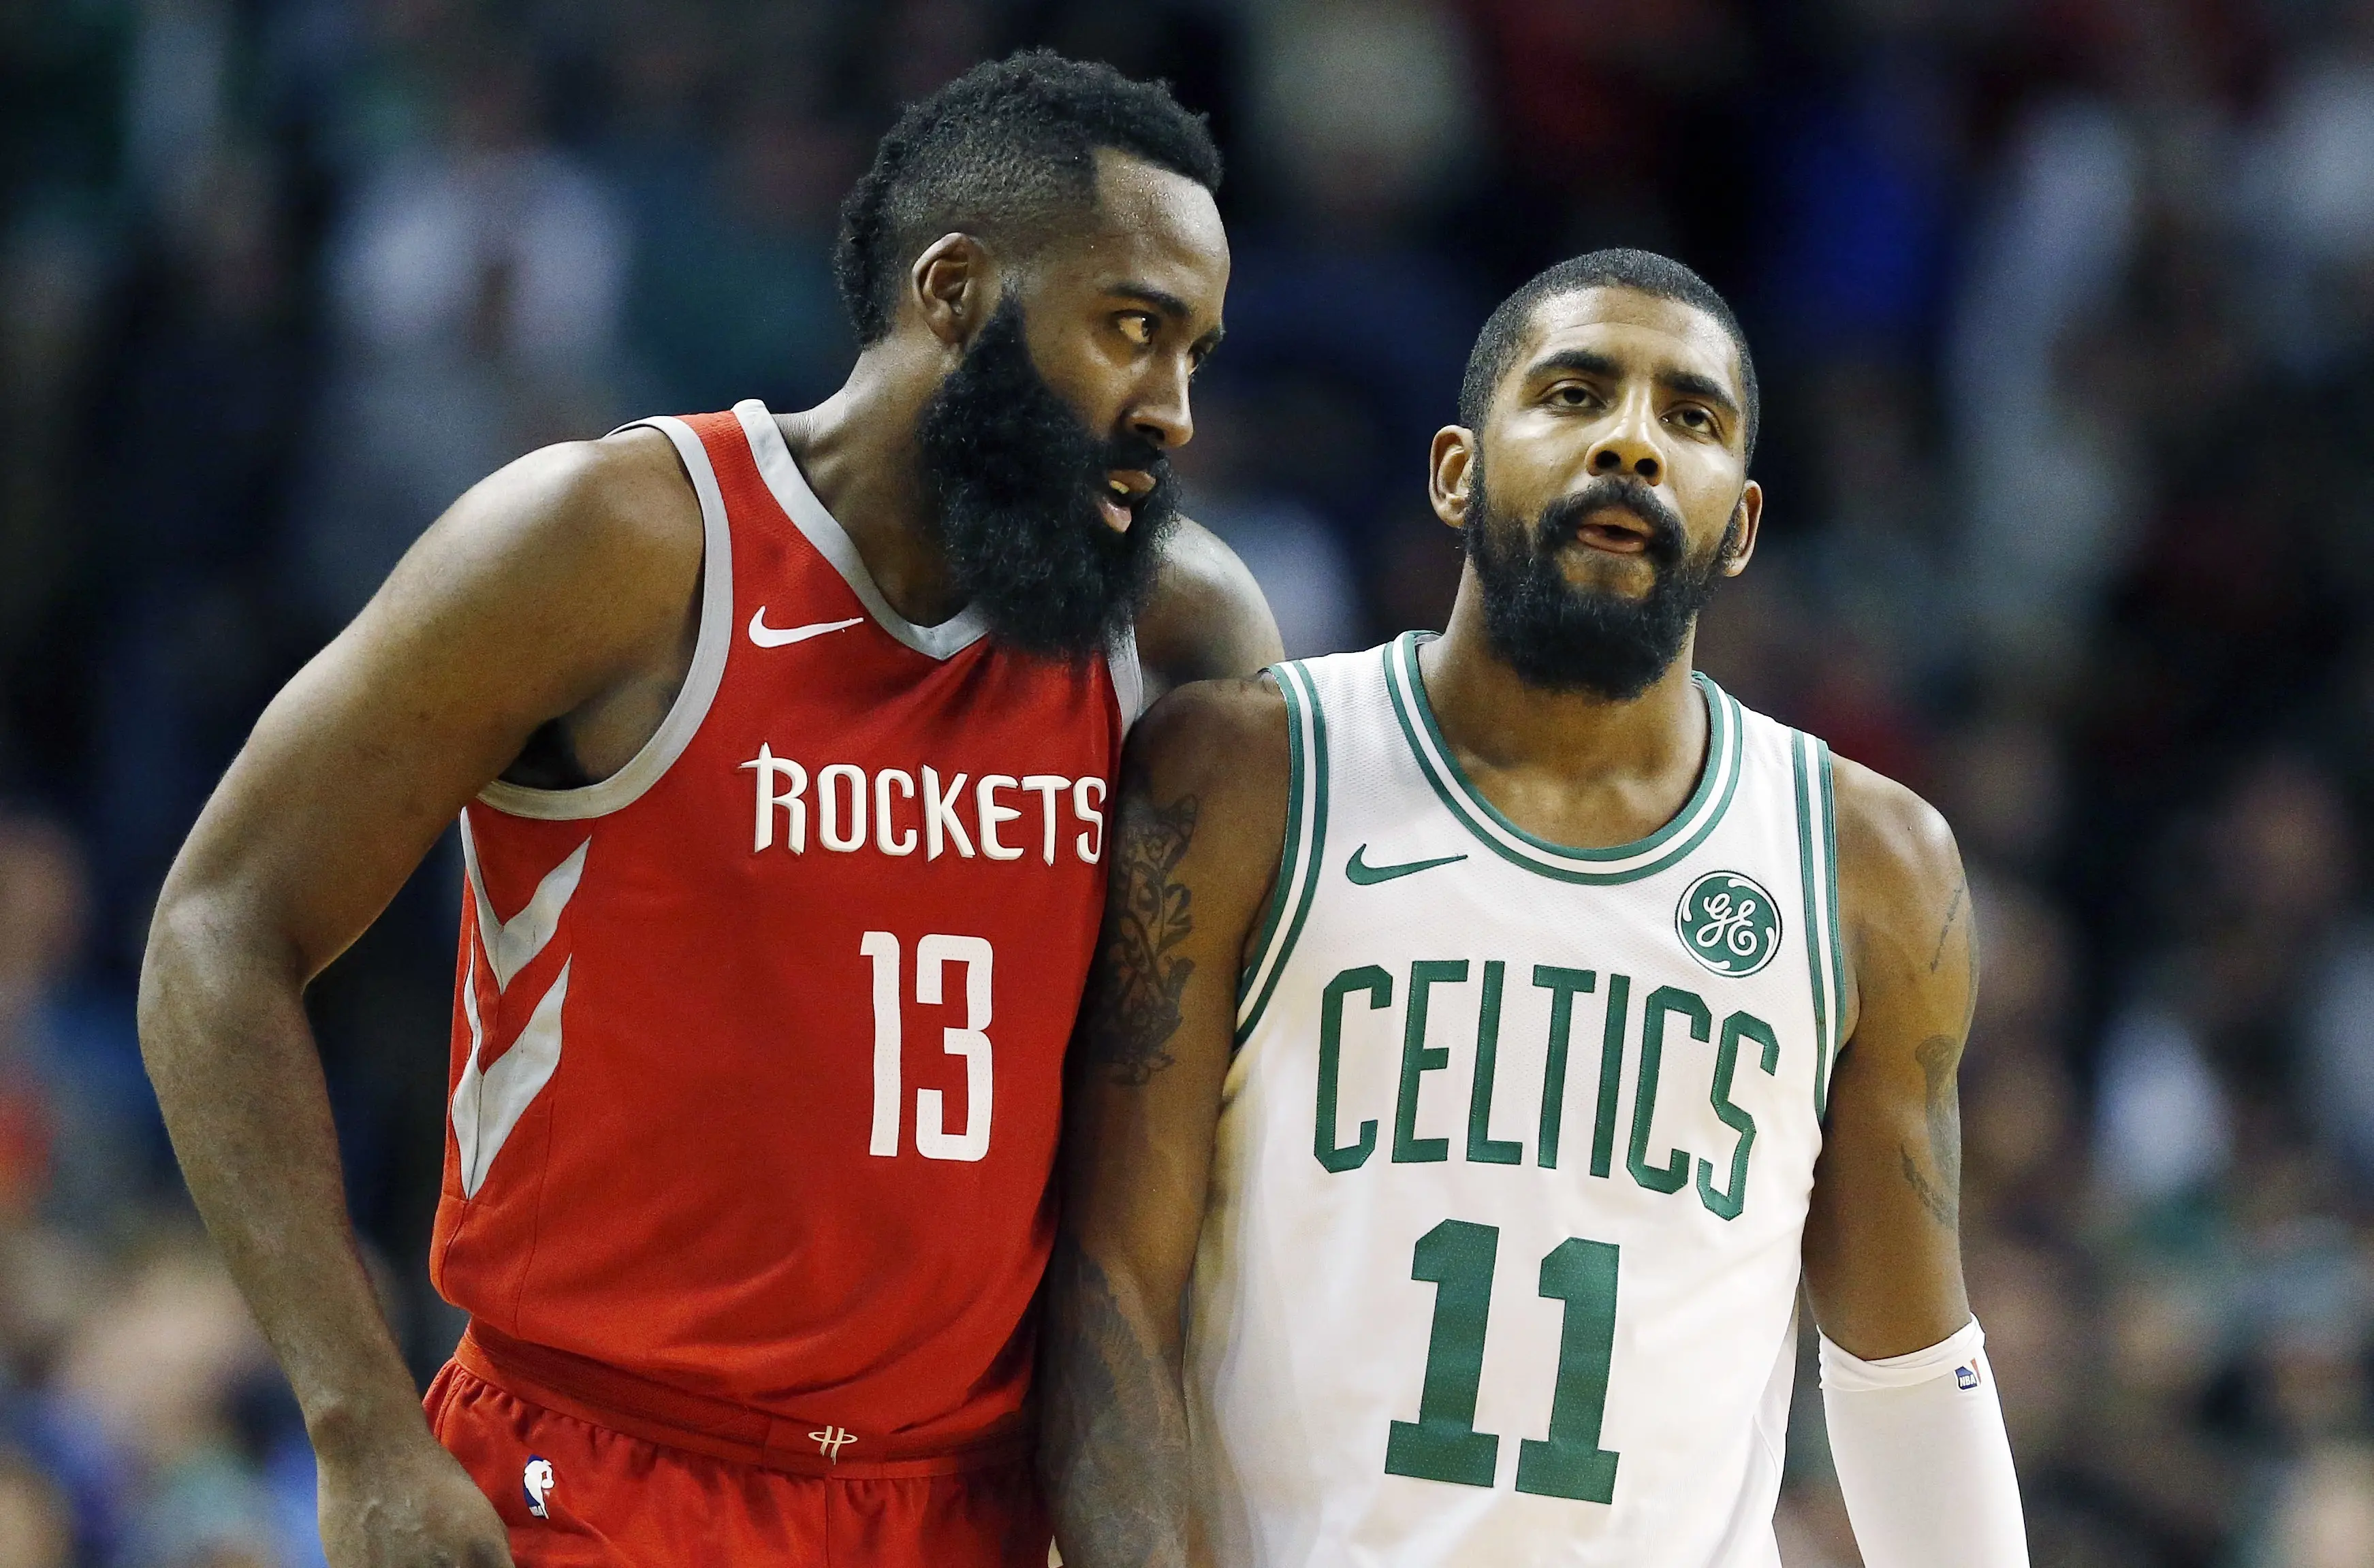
<box><xmin>1718</xmin><ymin>481</ymin><xmax>1764</xmax><ymax>577</ymax></box>
<box><xmin>1429</xmin><ymin>427</ymin><xmax>1478</xmax><ymax>532</ymax></box>
<box><xmin>910</xmin><ymin>234</ymin><xmax>993</xmax><ymax>350</ymax></box>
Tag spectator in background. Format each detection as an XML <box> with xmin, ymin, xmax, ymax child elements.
<box><xmin>0</xmin><ymin>1450</ymin><xmax>73</xmax><ymax>1568</ymax></box>
<box><xmin>83</xmin><ymin>148</ymin><xmax>310</xmax><ymax>968</ymax></box>
<box><xmin>1171</xmin><ymin>384</ymin><xmax>1359</xmax><ymax>658</ymax></box>
<box><xmin>292</xmin><ymin>44</ymin><xmax>631</xmax><ymax>632</ymax></box>
<box><xmin>1220</xmin><ymin>0</ymin><xmax>1485</xmax><ymax>567</ymax></box>
<box><xmin>617</xmin><ymin>92</ymin><xmax>859</xmax><ymax>417</ymax></box>
<box><xmin>0</xmin><ymin>815</ymin><xmax>147</xmax><ymax>1234</ymax></box>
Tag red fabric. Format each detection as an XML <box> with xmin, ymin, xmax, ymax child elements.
<box><xmin>427</xmin><ymin>1362</ymin><xmax>1051</xmax><ymax>1567</ymax></box>
<box><xmin>430</xmin><ymin>409</ymin><xmax>1124</xmax><ymax>1457</ymax></box>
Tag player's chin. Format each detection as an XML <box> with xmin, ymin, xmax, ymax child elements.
<box><xmin>1552</xmin><ymin>547</ymin><xmax>1660</xmax><ymax>598</ymax></box>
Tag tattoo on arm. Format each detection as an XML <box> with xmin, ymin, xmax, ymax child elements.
<box><xmin>1039</xmin><ymin>1237</ymin><xmax>1192</xmax><ymax>1568</ymax></box>
<box><xmin>1899</xmin><ymin>1032</ymin><xmax>1963</xmax><ymax>1230</ymax></box>
<box><xmin>1928</xmin><ymin>876</ymin><xmax>1967</xmax><ymax>974</ymax></box>
<box><xmin>1077</xmin><ymin>794</ymin><xmax>1200</xmax><ymax>1085</ymax></box>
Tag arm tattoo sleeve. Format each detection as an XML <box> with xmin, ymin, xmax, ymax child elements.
<box><xmin>1039</xmin><ymin>1236</ymin><xmax>1193</xmax><ymax>1568</ymax></box>
<box><xmin>1077</xmin><ymin>793</ymin><xmax>1200</xmax><ymax>1085</ymax></box>
<box><xmin>1899</xmin><ymin>1032</ymin><xmax>1963</xmax><ymax>1231</ymax></box>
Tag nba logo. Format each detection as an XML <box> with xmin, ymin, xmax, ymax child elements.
<box><xmin>523</xmin><ymin>1456</ymin><xmax>556</xmax><ymax>1518</ymax></box>
<box><xmin>1954</xmin><ymin>1363</ymin><xmax>1980</xmax><ymax>1391</ymax></box>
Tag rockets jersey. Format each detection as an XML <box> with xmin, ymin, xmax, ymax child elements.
<box><xmin>431</xmin><ymin>400</ymin><xmax>1140</xmax><ymax>1457</ymax></box>
<box><xmin>1187</xmin><ymin>636</ymin><xmax>1843</xmax><ymax>1567</ymax></box>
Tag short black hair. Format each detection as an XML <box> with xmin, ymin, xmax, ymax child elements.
<box><xmin>834</xmin><ymin>50</ymin><xmax>1224</xmax><ymax>346</ymax></box>
<box><xmin>1457</xmin><ymin>249</ymin><xmax>1758</xmax><ymax>464</ymax></box>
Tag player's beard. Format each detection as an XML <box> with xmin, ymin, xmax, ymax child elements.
<box><xmin>1463</xmin><ymin>464</ymin><xmax>1732</xmax><ymax>701</ymax></box>
<box><xmin>915</xmin><ymin>298</ymin><xmax>1180</xmax><ymax>660</ymax></box>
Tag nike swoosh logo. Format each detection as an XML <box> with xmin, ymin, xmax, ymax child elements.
<box><xmin>1346</xmin><ymin>845</ymin><xmax>1468</xmax><ymax>885</ymax></box>
<box><xmin>748</xmin><ymin>610</ymin><xmax>864</xmax><ymax>648</ymax></box>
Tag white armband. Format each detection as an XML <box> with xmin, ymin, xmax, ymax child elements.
<box><xmin>1818</xmin><ymin>1317</ymin><xmax>2029</xmax><ymax>1568</ymax></box>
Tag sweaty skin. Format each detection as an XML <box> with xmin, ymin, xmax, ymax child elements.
<box><xmin>139</xmin><ymin>150</ymin><xmax>1277</xmax><ymax>1568</ymax></box>
<box><xmin>1039</xmin><ymin>287</ymin><xmax>1974</xmax><ymax>1567</ymax></box>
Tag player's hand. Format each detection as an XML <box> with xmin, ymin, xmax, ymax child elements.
<box><xmin>317</xmin><ymin>1430</ymin><xmax>516</xmax><ymax>1568</ymax></box>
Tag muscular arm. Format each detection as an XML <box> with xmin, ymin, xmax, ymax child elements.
<box><xmin>1039</xmin><ymin>679</ymin><xmax>1289</xmax><ymax>1568</ymax></box>
<box><xmin>138</xmin><ymin>430</ymin><xmax>701</xmax><ymax>1566</ymax></box>
<box><xmin>1801</xmin><ymin>756</ymin><xmax>1975</xmax><ymax>1354</ymax></box>
<box><xmin>1803</xmin><ymin>757</ymin><xmax>2025</xmax><ymax>1568</ymax></box>
<box><xmin>1135</xmin><ymin>519</ymin><xmax>1285</xmax><ymax>701</ymax></box>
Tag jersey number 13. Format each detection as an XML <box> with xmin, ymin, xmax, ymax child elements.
<box><xmin>860</xmin><ymin>931</ymin><xmax>993</xmax><ymax>1162</ymax></box>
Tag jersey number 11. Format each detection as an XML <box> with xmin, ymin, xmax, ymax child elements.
<box><xmin>1385</xmin><ymin>1219</ymin><xmax>1623</xmax><ymax>1504</ymax></box>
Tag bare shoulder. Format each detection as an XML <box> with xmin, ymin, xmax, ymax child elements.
<box><xmin>1133</xmin><ymin>517</ymin><xmax>1284</xmax><ymax>692</ymax></box>
<box><xmin>1826</xmin><ymin>753</ymin><xmax>1972</xmax><ymax>1039</ymax></box>
<box><xmin>1126</xmin><ymin>671</ymin><xmax>1290</xmax><ymax>805</ymax></box>
<box><xmin>400</xmin><ymin>426</ymin><xmax>699</xmax><ymax>598</ymax></box>
<box><xmin>348</xmin><ymin>424</ymin><xmax>704</xmax><ymax>690</ymax></box>
<box><xmin>1830</xmin><ymin>755</ymin><xmax>1963</xmax><ymax>918</ymax></box>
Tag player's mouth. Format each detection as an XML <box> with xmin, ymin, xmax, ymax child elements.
<box><xmin>1097</xmin><ymin>469</ymin><xmax>1156</xmax><ymax>533</ymax></box>
<box><xmin>1571</xmin><ymin>506</ymin><xmax>1656</xmax><ymax>555</ymax></box>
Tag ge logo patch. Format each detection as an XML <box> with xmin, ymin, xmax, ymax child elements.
<box><xmin>1675</xmin><ymin>871</ymin><xmax>1782</xmax><ymax>978</ymax></box>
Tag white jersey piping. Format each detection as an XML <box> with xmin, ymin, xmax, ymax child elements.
<box><xmin>475</xmin><ymin>416</ymin><xmax>735</xmax><ymax>822</ymax></box>
<box><xmin>1109</xmin><ymin>619</ymin><xmax>1146</xmax><ymax>732</ymax></box>
<box><xmin>733</xmin><ymin>400</ymin><xmax>992</xmax><ymax>661</ymax></box>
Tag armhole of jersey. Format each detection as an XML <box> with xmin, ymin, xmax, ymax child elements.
<box><xmin>1793</xmin><ymin>733</ymin><xmax>1848</xmax><ymax>1122</ymax></box>
<box><xmin>1234</xmin><ymin>661</ymin><xmax>1329</xmax><ymax>1048</ymax></box>
<box><xmin>1109</xmin><ymin>620</ymin><xmax>1146</xmax><ymax>735</ymax></box>
<box><xmin>1820</xmin><ymin>739</ymin><xmax>1847</xmax><ymax>1071</ymax></box>
<box><xmin>475</xmin><ymin>416</ymin><xmax>734</xmax><ymax>822</ymax></box>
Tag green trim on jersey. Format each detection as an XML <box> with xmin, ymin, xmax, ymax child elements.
<box><xmin>1384</xmin><ymin>633</ymin><xmax>1743</xmax><ymax>886</ymax></box>
<box><xmin>1792</xmin><ymin>733</ymin><xmax>1848</xmax><ymax>1121</ymax></box>
<box><xmin>1819</xmin><ymin>739</ymin><xmax>1847</xmax><ymax>1082</ymax></box>
<box><xmin>1793</xmin><ymin>734</ymin><xmax>1832</xmax><ymax>1120</ymax></box>
<box><xmin>1236</xmin><ymin>660</ymin><xmax>1331</xmax><ymax>1045</ymax></box>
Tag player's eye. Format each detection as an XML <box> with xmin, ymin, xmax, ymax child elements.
<box><xmin>1672</xmin><ymin>406</ymin><xmax>1714</xmax><ymax>432</ymax></box>
<box><xmin>1548</xmin><ymin>383</ymin><xmax>1596</xmax><ymax>408</ymax></box>
<box><xmin>1115</xmin><ymin>313</ymin><xmax>1158</xmax><ymax>347</ymax></box>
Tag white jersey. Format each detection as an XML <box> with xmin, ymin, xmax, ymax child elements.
<box><xmin>1186</xmin><ymin>634</ymin><xmax>1846</xmax><ymax>1568</ymax></box>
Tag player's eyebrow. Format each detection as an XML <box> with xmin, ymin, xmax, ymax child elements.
<box><xmin>1658</xmin><ymin>367</ymin><xmax>1741</xmax><ymax>423</ymax></box>
<box><xmin>1111</xmin><ymin>282</ymin><xmax>1226</xmax><ymax>352</ymax></box>
<box><xmin>1529</xmin><ymin>348</ymin><xmax>1625</xmax><ymax>383</ymax></box>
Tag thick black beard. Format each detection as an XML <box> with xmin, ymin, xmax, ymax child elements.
<box><xmin>1463</xmin><ymin>468</ymin><xmax>1730</xmax><ymax>701</ymax></box>
<box><xmin>913</xmin><ymin>300</ymin><xmax>1179</xmax><ymax>659</ymax></box>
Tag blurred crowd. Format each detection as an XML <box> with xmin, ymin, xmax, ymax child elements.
<box><xmin>6</xmin><ymin>0</ymin><xmax>2374</xmax><ymax>1563</ymax></box>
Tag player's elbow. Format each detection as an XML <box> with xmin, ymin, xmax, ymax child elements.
<box><xmin>138</xmin><ymin>869</ymin><xmax>301</xmax><ymax>1068</ymax></box>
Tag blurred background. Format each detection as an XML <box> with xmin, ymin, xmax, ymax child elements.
<box><xmin>3</xmin><ymin>0</ymin><xmax>2372</xmax><ymax>1563</ymax></box>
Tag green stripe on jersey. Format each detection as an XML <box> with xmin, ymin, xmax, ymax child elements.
<box><xmin>1236</xmin><ymin>661</ymin><xmax>1331</xmax><ymax>1045</ymax></box>
<box><xmin>1793</xmin><ymin>733</ymin><xmax>1833</xmax><ymax>1121</ymax></box>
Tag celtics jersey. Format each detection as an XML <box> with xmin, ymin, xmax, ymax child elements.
<box><xmin>1185</xmin><ymin>634</ymin><xmax>1846</xmax><ymax>1568</ymax></box>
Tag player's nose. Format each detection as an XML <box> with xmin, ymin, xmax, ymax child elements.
<box><xmin>1587</xmin><ymin>396</ymin><xmax>1663</xmax><ymax>485</ymax></box>
<box><xmin>1128</xmin><ymin>357</ymin><xmax>1195</xmax><ymax>451</ymax></box>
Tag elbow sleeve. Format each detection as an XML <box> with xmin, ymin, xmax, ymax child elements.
<box><xmin>1818</xmin><ymin>1317</ymin><xmax>2029</xmax><ymax>1568</ymax></box>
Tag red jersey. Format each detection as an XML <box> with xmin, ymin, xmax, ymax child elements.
<box><xmin>430</xmin><ymin>401</ymin><xmax>1138</xmax><ymax>1462</ymax></box>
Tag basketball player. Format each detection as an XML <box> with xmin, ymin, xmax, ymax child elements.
<box><xmin>139</xmin><ymin>54</ymin><xmax>1277</xmax><ymax>1568</ymax></box>
<box><xmin>1040</xmin><ymin>251</ymin><xmax>2027</xmax><ymax>1567</ymax></box>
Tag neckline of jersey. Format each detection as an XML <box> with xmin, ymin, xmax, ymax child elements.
<box><xmin>733</xmin><ymin>400</ymin><xmax>991</xmax><ymax>662</ymax></box>
<box><xmin>1384</xmin><ymin>630</ymin><xmax>1743</xmax><ymax>884</ymax></box>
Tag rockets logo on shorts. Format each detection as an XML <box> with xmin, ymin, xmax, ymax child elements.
<box><xmin>810</xmin><ymin>1426</ymin><xmax>857</xmax><ymax>1462</ymax></box>
<box><xmin>523</xmin><ymin>1456</ymin><xmax>556</xmax><ymax>1518</ymax></box>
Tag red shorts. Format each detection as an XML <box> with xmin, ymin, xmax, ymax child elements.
<box><xmin>425</xmin><ymin>1362</ymin><xmax>1051</xmax><ymax>1566</ymax></box>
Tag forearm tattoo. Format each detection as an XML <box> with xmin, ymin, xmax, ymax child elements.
<box><xmin>1038</xmin><ymin>1237</ymin><xmax>1193</xmax><ymax>1568</ymax></box>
